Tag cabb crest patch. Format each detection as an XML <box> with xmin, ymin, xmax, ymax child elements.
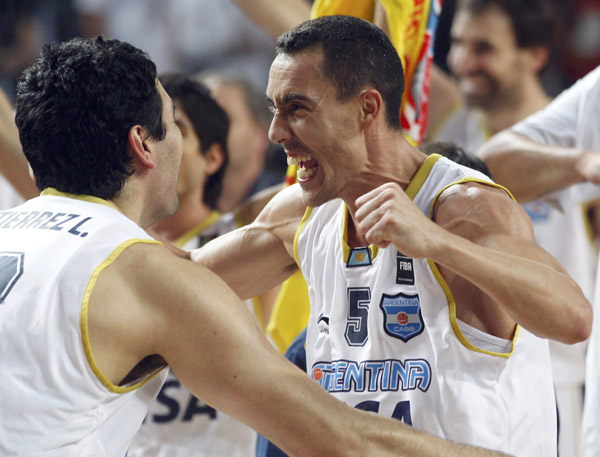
<box><xmin>379</xmin><ymin>292</ymin><xmax>424</xmax><ymax>342</ymax></box>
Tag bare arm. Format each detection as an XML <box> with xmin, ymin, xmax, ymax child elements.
<box><xmin>234</xmin><ymin>0</ymin><xmax>311</xmax><ymax>40</ymax></box>
<box><xmin>0</xmin><ymin>88</ymin><xmax>38</xmax><ymax>199</ymax></box>
<box><xmin>192</xmin><ymin>183</ymin><xmax>303</xmax><ymax>299</ymax></box>
<box><xmin>477</xmin><ymin>130</ymin><xmax>600</xmax><ymax>202</ymax></box>
<box><xmin>355</xmin><ymin>182</ymin><xmax>592</xmax><ymax>344</ymax></box>
<box><xmin>90</xmin><ymin>241</ymin><xmax>510</xmax><ymax>457</ymax></box>
<box><xmin>424</xmin><ymin>66</ymin><xmax>462</xmax><ymax>141</ymax></box>
<box><xmin>235</xmin><ymin>182</ymin><xmax>283</xmax><ymax>226</ymax></box>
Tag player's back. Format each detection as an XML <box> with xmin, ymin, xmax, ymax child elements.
<box><xmin>0</xmin><ymin>190</ymin><xmax>166</xmax><ymax>457</ymax></box>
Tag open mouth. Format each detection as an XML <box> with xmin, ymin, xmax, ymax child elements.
<box><xmin>287</xmin><ymin>154</ymin><xmax>319</xmax><ymax>181</ymax></box>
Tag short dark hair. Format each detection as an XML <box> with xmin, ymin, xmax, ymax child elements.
<box><xmin>15</xmin><ymin>36</ymin><xmax>165</xmax><ymax>199</ymax></box>
<box><xmin>276</xmin><ymin>15</ymin><xmax>405</xmax><ymax>130</ymax></box>
<box><xmin>421</xmin><ymin>141</ymin><xmax>492</xmax><ymax>178</ymax></box>
<box><xmin>457</xmin><ymin>0</ymin><xmax>556</xmax><ymax>49</ymax></box>
<box><xmin>159</xmin><ymin>73</ymin><xmax>230</xmax><ymax>210</ymax></box>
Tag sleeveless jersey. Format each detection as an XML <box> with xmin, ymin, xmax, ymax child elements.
<box><xmin>0</xmin><ymin>189</ymin><xmax>167</xmax><ymax>457</ymax></box>
<box><xmin>506</xmin><ymin>67</ymin><xmax>600</xmax><ymax>457</ymax></box>
<box><xmin>128</xmin><ymin>211</ymin><xmax>257</xmax><ymax>457</ymax></box>
<box><xmin>295</xmin><ymin>154</ymin><xmax>556</xmax><ymax>456</ymax></box>
<box><xmin>274</xmin><ymin>0</ymin><xmax>443</xmax><ymax>355</ymax></box>
<box><xmin>435</xmin><ymin>105</ymin><xmax>596</xmax><ymax>387</ymax></box>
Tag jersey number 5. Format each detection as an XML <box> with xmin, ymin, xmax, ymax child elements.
<box><xmin>345</xmin><ymin>287</ymin><xmax>371</xmax><ymax>346</ymax></box>
<box><xmin>0</xmin><ymin>252</ymin><xmax>25</xmax><ymax>304</ymax></box>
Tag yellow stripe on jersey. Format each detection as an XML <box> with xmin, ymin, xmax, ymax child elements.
<box><xmin>173</xmin><ymin>210</ymin><xmax>222</xmax><ymax>248</ymax></box>
<box><xmin>294</xmin><ymin>206</ymin><xmax>314</xmax><ymax>266</ymax></box>
<box><xmin>81</xmin><ymin>239</ymin><xmax>165</xmax><ymax>393</ymax></box>
<box><xmin>405</xmin><ymin>153</ymin><xmax>440</xmax><ymax>199</ymax></box>
<box><xmin>341</xmin><ymin>205</ymin><xmax>380</xmax><ymax>264</ymax></box>
<box><xmin>426</xmin><ymin>256</ymin><xmax>519</xmax><ymax>358</ymax></box>
<box><xmin>41</xmin><ymin>187</ymin><xmax>120</xmax><ymax>211</ymax></box>
<box><xmin>428</xmin><ymin>177</ymin><xmax>518</xmax><ymax>358</ymax></box>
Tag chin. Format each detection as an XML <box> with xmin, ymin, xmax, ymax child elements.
<box><xmin>301</xmin><ymin>190</ymin><xmax>331</xmax><ymax>208</ymax></box>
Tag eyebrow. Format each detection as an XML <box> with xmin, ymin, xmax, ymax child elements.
<box><xmin>266</xmin><ymin>92</ymin><xmax>312</xmax><ymax>107</ymax></box>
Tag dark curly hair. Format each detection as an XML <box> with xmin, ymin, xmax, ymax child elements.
<box><xmin>15</xmin><ymin>36</ymin><xmax>166</xmax><ymax>199</ymax></box>
<box><xmin>276</xmin><ymin>15</ymin><xmax>405</xmax><ymax>130</ymax></box>
<box><xmin>159</xmin><ymin>73</ymin><xmax>230</xmax><ymax>210</ymax></box>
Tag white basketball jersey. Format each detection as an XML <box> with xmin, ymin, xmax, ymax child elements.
<box><xmin>436</xmin><ymin>105</ymin><xmax>596</xmax><ymax>387</ymax></box>
<box><xmin>128</xmin><ymin>211</ymin><xmax>257</xmax><ymax>457</ymax></box>
<box><xmin>296</xmin><ymin>155</ymin><xmax>556</xmax><ymax>457</ymax></box>
<box><xmin>0</xmin><ymin>189</ymin><xmax>167</xmax><ymax>457</ymax></box>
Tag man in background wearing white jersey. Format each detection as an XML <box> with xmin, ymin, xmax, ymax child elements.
<box><xmin>192</xmin><ymin>15</ymin><xmax>591</xmax><ymax>456</ymax></box>
<box><xmin>478</xmin><ymin>64</ymin><xmax>600</xmax><ymax>457</ymax></box>
<box><xmin>431</xmin><ymin>2</ymin><xmax>598</xmax><ymax>454</ymax></box>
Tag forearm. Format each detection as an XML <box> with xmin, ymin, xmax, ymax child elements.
<box><xmin>430</xmin><ymin>232</ymin><xmax>591</xmax><ymax>343</ymax></box>
<box><xmin>476</xmin><ymin>131</ymin><xmax>585</xmax><ymax>202</ymax></box>
<box><xmin>191</xmin><ymin>225</ymin><xmax>297</xmax><ymax>299</ymax></box>
<box><xmin>216</xmin><ymin>342</ymin><xmax>510</xmax><ymax>457</ymax></box>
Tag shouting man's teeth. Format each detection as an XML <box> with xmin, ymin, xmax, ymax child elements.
<box><xmin>288</xmin><ymin>154</ymin><xmax>318</xmax><ymax>180</ymax></box>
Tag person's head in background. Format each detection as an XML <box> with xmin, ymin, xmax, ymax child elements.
<box><xmin>447</xmin><ymin>0</ymin><xmax>556</xmax><ymax>110</ymax></box>
<box><xmin>422</xmin><ymin>141</ymin><xmax>492</xmax><ymax>178</ymax></box>
<box><xmin>197</xmin><ymin>72</ymin><xmax>282</xmax><ymax>213</ymax></box>
<box><xmin>151</xmin><ymin>73</ymin><xmax>230</xmax><ymax>242</ymax></box>
<box><xmin>160</xmin><ymin>73</ymin><xmax>229</xmax><ymax>211</ymax></box>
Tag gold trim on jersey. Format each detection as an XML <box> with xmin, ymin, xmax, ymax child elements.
<box><xmin>429</xmin><ymin>177</ymin><xmax>518</xmax><ymax>358</ymax></box>
<box><xmin>81</xmin><ymin>239</ymin><xmax>165</xmax><ymax>393</ymax></box>
<box><xmin>336</xmin><ymin>155</ymin><xmax>444</xmax><ymax>265</ymax></box>
<box><xmin>173</xmin><ymin>210</ymin><xmax>222</xmax><ymax>248</ymax></box>
<box><xmin>41</xmin><ymin>187</ymin><xmax>119</xmax><ymax>211</ymax></box>
<box><xmin>581</xmin><ymin>199</ymin><xmax>600</xmax><ymax>244</ymax></box>
<box><xmin>294</xmin><ymin>206</ymin><xmax>314</xmax><ymax>266</ymax></box>
<box><xmin>341</xmin><ymin>206</ymin><xmax>380</xmax><ymax>264</ymax></box>
<box><xmin>405</xmin><ymin>154</ymin><xmax>441</xmax><ymax>199</ymax></box>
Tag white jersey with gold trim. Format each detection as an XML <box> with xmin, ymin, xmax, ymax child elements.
<box><xmin>508</xmin><ymin>66</ymin><xmax>600</xmax><ymax>457</ymax></box>
<box><xmin>296</xmin><ymin>155</ymin><xmax>556</xmax><ymax>457</ymax></box>
<box><xmin>0</xmin><ymin>191</ymin><xmax>167</xmax><ymax>457</ymax></box>
<box><xmin>128</xmin><ymin>211</ymin><xmax>257</xmax><ymax>457</ymax></box>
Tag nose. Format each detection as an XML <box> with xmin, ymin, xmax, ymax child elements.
<box><xmin>268</xmin><ymin>110</ymin><xmax>291</xmax><ymax>145</ymax></box>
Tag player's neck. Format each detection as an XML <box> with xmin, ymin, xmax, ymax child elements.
<box><xmin>151</xmin><ymin>193</ymin><xmax>213</xmax><ymax>242</ymax></box>
<box><xmin>344</xmin><ymin>140</ymin><xmax>425</xmax><ymax>248</ymax></box>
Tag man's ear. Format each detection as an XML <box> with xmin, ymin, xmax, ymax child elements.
<box><xmin>128</xmin><ymin>125</ymin><xmax>156</xmax><ymax>169</ymax></box>
<box><xmin>524</xmin><ymin>46</ymin><xmax>550</xmax><ymax>74</ymax></box>
<box><xmin>204</xmin><ymin>143</ymin><xmax>226</xmax><ymax>176</ymax></box>
<box><xmin>359</xmin><ymin>88</ymin><xmax>383</xmax><ymax>129</ymax></box>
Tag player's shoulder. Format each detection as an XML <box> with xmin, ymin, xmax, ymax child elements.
<box><xmin>435</xmin><ymin>181</ymin><xmax>529</xmax><ymax>232</ymax></box>
<box><xmin>255</xmin><ymin>183</ymin><xmax>307</xmax><ymax>224</ymax></box>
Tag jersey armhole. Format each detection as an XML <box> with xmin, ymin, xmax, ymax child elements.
<box><xmin>293</xmin><ymin>206</ymin><xmax>314</xmax><ymax>267</ymax></box>
<box><xmin>81</xmin><ymin>238</ymin><xmax>166</xmax><ymax>393</ymax></box>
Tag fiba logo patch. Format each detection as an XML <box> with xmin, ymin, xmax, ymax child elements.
<box><xmin>380</xmin><ymin>292</ymin><xmax>424</xmax><ymax>342</ymax></box>
<box><xmin>396</xmin><ymin>252</ymin><xmax>415</xmax><ymax>285</ymax></box>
